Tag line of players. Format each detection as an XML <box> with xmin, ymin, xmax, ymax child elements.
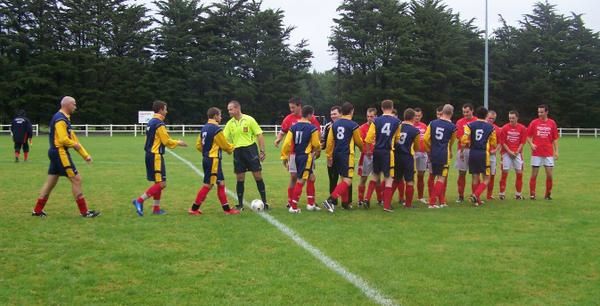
<box><xmin>31</xmin><ymin>96</ymin><xmax>558</xmax><ymax>217</ymax></box>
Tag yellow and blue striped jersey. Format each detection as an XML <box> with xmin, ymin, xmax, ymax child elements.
<box><xmin>196</xmin><ymin>119</ymin><xmax>234</xmax><ymax>158</ymax></box>
<box><xmin>281</xmin><ymin>121</ymin><xmax>321</xmax><ymax>160</ymax></box>
<box><xmin>461</xmin><ymin>120</ymin><xmax>497</xmax><ymax>151</ymax></box>
<box><xmin>145</xmin><ymin>114</ymin><xmax>179</xmax><ymax>154</ymax></box>
<box><xmin>326</xmin><ymin>117</ymin><xmax>364</xmax><ymax>159</ymax></box>
<box><xmin>48</xmin><ymin>111</ymin><xmax>89</xmax><ymax>159</ymax></box>
<box><xmin>365</xmin><ymin>115</ymin><xmax>401</xmax><ymax>151</ymax></box>
<box><xmin>424</xmin><ymin>119</ymin><xmax>456</xmax><ymax>165</ymax></box>
<box><xmin>395</xmin><ymin>123</ymin><xmax>420</xmax><ymax>156</ymax></box>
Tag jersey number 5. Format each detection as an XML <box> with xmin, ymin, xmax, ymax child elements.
<box><xmin>435</xmin><ymin>127</ymin><xmax>444</xmax><ymax>140</ymax></box>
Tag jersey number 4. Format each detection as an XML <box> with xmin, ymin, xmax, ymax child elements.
<box><xmin>381</xmin><ymin>123</ymin><xmax>391</xmax><ymax>136</ymax></box>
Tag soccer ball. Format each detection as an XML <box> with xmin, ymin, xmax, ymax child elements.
<box><xmin>250</xmin><ymin>199</ymin><xmax>265</xmax><ymax>212</ymax></box>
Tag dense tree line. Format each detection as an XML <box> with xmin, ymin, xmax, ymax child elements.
<box><xmin>1</xmin><ymin>0</ymin><xmax>598</xmax><ymax>126</ymax></box>
<box><xmin>0</xmin><ymin>0</ymin><xmax>311</xmax><ymax>124</ymax></box>
<box><xmin>329</xmin><ymin>0</ymin><xmax>600</xmax><ymax>126</ymax></box>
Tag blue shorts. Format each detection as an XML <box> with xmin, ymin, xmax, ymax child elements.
<box><xmin>291</xmin><ymin>154</ymin><xmax>314</xmax><ymax>180</ymax></box>
<box><xmin>469</xmin><ymin>149</ymin><xmax>490</xmax><ymax>175</ymax></box>
<box><xmin>373</xmin><ymin>149</ymin><xmax>394</xmax><ymax>178</ymax></box>
<box><xmin>394</xmin><ymin>153</ymin><xmax>415</xmax><ymax>182</ymax></box>
<box><xmin>333</xmin><ymin>153</ymin><xmax>354</xmax><ymax>178</ymax></box>
<box><xmin>203</xmin><ymin>157</ymin><xmax>224</xmax><ymax>185</ymax></box>
<box><xmin>48</xmin><ymin>148</ymin><xmax>78</xmax><ymax>178</ymax></box>
<box><xmin>431</xmin><ymin>163</ymin><xmax>449</xmax><ymax>177</ymax></box>
<box><xmin>146</xmin><ymin>152</ymin><xmax>166</xmax><ymax>182</ymax></box>
<box><xmin>233</xmin><ymin>144</ymin><xmax>262</xmax><ymax>173</ymax></box>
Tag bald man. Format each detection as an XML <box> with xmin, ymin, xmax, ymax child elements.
<box><xmin>32</xmin><ymin>96</ymin><xmax>100</xmax><ymax>218</ymax></box>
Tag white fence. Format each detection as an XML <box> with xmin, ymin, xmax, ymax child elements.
<box><xmin>1</xmin><ymin>125</ymin><xmax>597</xmax><ymax>138</ymax></box>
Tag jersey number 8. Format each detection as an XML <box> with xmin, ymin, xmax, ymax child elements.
<box><xmin>336</xmin><ymin>127</ymin><xmax>345</xmax><ymax>140</ymax></box>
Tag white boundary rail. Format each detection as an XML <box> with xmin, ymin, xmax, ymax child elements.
<box><xmin>1</xmin><ymin>125</ymin><xmax>597</xmax><ymax>138</ymax></box>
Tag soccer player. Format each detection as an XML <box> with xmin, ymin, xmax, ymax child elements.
<box><xmin>281</xmin><ymin>105</ymin><xmax>322</xmax><ymax>213</ymax></box>
<box><xmin>321</xmin><ymin>102</ymin><xmax>364</xmax><ymax>213</ymax></box>
<box><xmin>394</xmin><ymin>108</ymin><xmax>421</xmax><ymax>208</ymax></box>
<box><xmin>426</xmin><ymin>106</ymin><xmax>444</xmax><ymax>202</ymax></box>
<box><xmin>32</xmin><ymin>96</ymin><xmax>100</xmax><ymax>218</ymax></box>
<box><xmin>365</xmin><ymin>100</ymin><xmax>401</xmax><ymax>212</ymax></box>
<box><xmin>455</xmin><ymin>103</ymin><xmax>477</xmax><ymax>203</ymax></box>
<box><xmin>189</xmin><ymin>107</ymin><xmax>240</xmax><ymax>215</ymax></box>
<box><xmin>321</xmin><ymin>105</ymin><xmax>352</xmax><ymax>205</ymax></box>
<box><xmin>485</xmin><ymin>110</ymin><xmax>501</xmax><ymax>200</ymax></box>
<box><xmin>499</xmin><ymin>110</ymin><xmax>528</xmax><ymax>200</ymax></box>
<box><xmin>423</xmin><ymin>104</ymin><xmax>456</xmax><ymax>208</ymax></box>
<box><xmin>357</xmin><ymin>108</ymin><xmax>377</xmax><ymax>207</ymax></box>
<box><xmin>224</xmin><ymin>100</ymin><xmax>269</xmax><ymax>210</ymax></box>
<box><xmin>11</xmin><ymin>109</ymin><xmax>33</xmax><ymax>162</ymax></box>
<box><xmin>274</xmin><ymin>97</ymin><xmax>321</xmax><ymax>209</ymax></box>
<box><xmin>413</xmin><ymin>108</ymin><xmax>429</xmax><ymax>203</ymax></box>
<box><xmin>132</xmin><ymin>100</ymin><xmax>187</xmax><ymax>216</ymax></box>
<box><xmin>527</xmin><ymin>104</ymin><xmax>559</xmax><ymax>200</ymax></box>
<box><xmin>461</xmin><ymin>107</ymin><xmax>497</xmax><ymax>206</ymax></box>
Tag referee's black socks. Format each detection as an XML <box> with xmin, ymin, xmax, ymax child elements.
<box><xmin>256</xmin><ymin>179</ymin><xmax>267</xmax><ymax>204</ymax></box>
<box><xmin>236</xmin><ymin>181</ymin><xmax>245</xmax><ymax>207</ymax></box>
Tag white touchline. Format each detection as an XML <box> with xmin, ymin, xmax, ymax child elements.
<box><xmin>167</xmin><ymin>149</ymin><xmax>399</xmax><ymax>306</ymax></box>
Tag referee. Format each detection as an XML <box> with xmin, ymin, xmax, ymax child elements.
<box><xmin>224</xmin><ymin>100</ymin><xmax>269</xmax><ymax>210</ymax></box>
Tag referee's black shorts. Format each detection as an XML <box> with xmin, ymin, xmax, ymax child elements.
<box><xmin>233</xmin><ymin>144</ymin><xmax>262</xmax><ymax>174</ymax></box>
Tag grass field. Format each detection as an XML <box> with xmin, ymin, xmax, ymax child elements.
<box><xmin>1</xmin><ymin>134</ymin><xmax>599</xmax><ymax>305</ymax></box>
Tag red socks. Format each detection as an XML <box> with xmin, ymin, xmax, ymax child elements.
<box><xmin>383</xmin><ymin>186</ymin><xmax>393</xmax><ymax>210</ymax></box>
<box><xmin>217</xmin><ymin>185</ymin><xmax>228</xmax><ymax>204</ymax></box>
<box><xmin>24</xmin><ymin>152</ymin><xmax>28</xmax><ymax>161</ymax></box>
<box><xmin>291</xmin><ymin>182</ymin><xmax>304</xmax><ymax>209</ymax></box>
<box><xmin>397</xmin><ymin>180</ymin><xmax>405</xmax><ymax>201</ymax></box>
<box><xmin>474</xmin><ymin>182</ymin><xmax>487</xmax><ymax>198</ymax></box>
<box><xmin>376</xmin><ymin>182</ymin><xmax>383</xmax><ymax>202</ymax></box>
<box><xmin>332</xmin><ymin>181</ymin><xmax>349</xmax><ymax>201</ymax></box>
<box><xmin>457</xmin><ymin>175</ymin><xmax>466</xmax><ymax>197</ymax></box>
<box><xmin>500</xmin><ymin>172</ymin><xmax>508</xmax><ymax>193</ymax></box>
<box><xmin>358</xmin><ymin>184</ymin><xmax>366</xmax><ymax>202</ymax></box>
<box><xmin>307</xmin><ymin>180</ymin><xmax>315</xmax><ymax>205</ymax></box>
<box><xmin>139</xmin><ymin>183</ymin><xmax>163</xmax><ymax>203</ymax></box>
<box><xmin>428</xmin><ymin>174</ymin><xmax>435</xmax><ymax>198</ymax></box>
<box><xmin>365</xmin><ymin>181</ymin><xmax>377</xmax><ymax>202</ymax></box>
<box><xmin>405</xmin><ymin>185</ymin><xmax>414</xmax><ymax>207</ymax></box>
<box><xmin>530</xmin><ymin>176</ymin><xmax>537</xmax><ymax>196</ymax></box>
<box><xmin>430</xmin><ymin>181</ymin><xmax>445</xmax><ymax>205</ymax></box>
<box><xmin>194</xmin><ymin>186</ymin><xmax>211</xmax><ymax>206</ymax></box>
<box><xmin>516</xmin><ymin>173</ymin><xmax>523</xmax><ymax>193</ymax></box>
<box><xmin>417</xmin><ymin>173</ymin><xmax>425</xmax><ymax>199</ymax></box>
<box><xmin>287</xmin><ymin>187</ymin><xmax>293</xmax><ymax>205</ymax></box>
<box><xmin>34</xmin><ymin>197</ymin><xmax>48</xmax><ymax>213</ymax></box>
<box><xmin>487</xmin><ymin>175</ymin><xmax>495</xmax><ymax>198</ymax></box>
<box><xmin>76</xmin><ymin>197</ymin><xmax>88</xmax><ymax>214</ymax></box>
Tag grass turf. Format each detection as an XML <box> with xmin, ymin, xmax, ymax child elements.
<box><xmin>0</xmin><ymin>134</ymin><xmax>598</xmax><ymax>305</ymax></box>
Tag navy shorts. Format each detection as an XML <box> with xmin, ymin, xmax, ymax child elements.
<box><xmin>394</xmin><ymin>153</ymin><xmax>415</xmax><ymax>182</ymax></box>
<box><xmin>333</xmin><ymin>153</ymin><xmax>354</xmax><ymax>178</ymax></box>
<box><xmin>14</xmin><ymin>142</ymin><xmax>30</xmax><ymax>152</ymax></box>
<box><xmin>290</xmin><ymin>153</ymin><xmax>314</xmax><ymax>180</ymax></box>
<box><xmin>146</xmin><ymin>152</ymin><xmax>167</xmax><ymax>182</ymax></box>
<box><xmin>469</xmin><ymin>149</ymin><xmax>490</xmax><ymax>175</ymax></box>
<box><xmin>48</xmin><ymin>148</ymin><xmax>78</xmax><ymax>177</ymax></box>
<box><xmin>203</xmin><ymin>157</ymin><xmax>224</xmax><ymax>185</ymax></box>
<box><xmin>431</xmin><ymin>163</ymin><xmax>449</xmax><ymax>177</ymax></box>
<box><xmin>233</xmin><ymin>144</ymin><xmax>262</xmax><ymax>173</ymax></box>
<box><xmin>373</xmin><ymin>149</ymin><xmax>394</xmax><ymax>177</ymax></box>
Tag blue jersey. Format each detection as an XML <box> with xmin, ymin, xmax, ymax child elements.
<box><xmin>371</xmin><ymin>115</ymin><xmax>401</xmax><ymax>151</ymax></box>
<box><xmin>330</xmin><ymin>118</ymin><xmax>360</xmax><ymax>156</ymax></box>
<box><xmin>48</xmin><ymin>111</ymin><xmax>72</xmax><ymax>150</ymax></box>
<box><xmin>290</xmin><ymin>122</ymin><xmax>318</xmax><ymax>155</ymax></box>
<box><xmin>395</xmin><ymin>123</ymin><xmax>420</xmax><ymax>156</ymax></box>
<box><xmin>427</xmin><ymin>119</ymin><xmax>456</xmax><ymax>165</ymax></box>
<box><xmin>145</xmin><ymin>117</ymin><xmax>166</xmax><ymax>154</ymax></box>
<box><xmin>200</xmin><ymin>123</ymin><xmax>224</xmax><ymax>159</ymax></box>
<box><xmin>465</xmin><ymin>120</ymin><xmax>495</xmax><ymax>151</ymax></box>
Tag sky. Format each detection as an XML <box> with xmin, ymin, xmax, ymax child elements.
<box><xmin>136</xmin><ymin>0</ymin><xmax>600</xmax><ymax>72</ymax></box>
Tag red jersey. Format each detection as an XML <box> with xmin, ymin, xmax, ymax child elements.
<box><xmin>527</xmin><ymin>118</ymin><xmax>559</xmax><ymax>157</ymax></box>
<box><xmin>500</xmin><ymin>123</ymin><xmax>527</xmax><ymax>154</ymax></box>
<box><xmin>414</xmin><ymin>121</ymin><xmax>428</xmax><ymax>152</ymax></box>
<box><xmin>455</xmin><ymin>116</ymin><xmax>478</xmax><ymax>149</ymax></box>
<box><xmin>358</xmin><ymin>122</ymin><xmax>372</xmax><ymax>152</ymax></box>
<box><xmin>281</xmin><ymin>113</ymin><xmax>320</xmax><ymax>133</ymax></box>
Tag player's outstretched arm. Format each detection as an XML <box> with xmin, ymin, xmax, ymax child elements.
<box><xmin>460</xmin><ymin>125</ymin><xmax>471</xmax><ymax>147</ymax></box>
<box><xmin>353</xmin><ymin>128</ymin><xmax>364</xmax><ymax>152</ymax></box>
<box><xmin>215</xmin><ymin>131</ymin><xmax>234</xmax><ymax>154</ymax></box>
<box><xmin>423</xmin><ymin>125</ymin><xmax>432</xmax><ymax>152</ymax></box>
<box><xmin>157</xmin><ymin>125</ymin><xmax>183</xmax><ymax>148</ymax></box>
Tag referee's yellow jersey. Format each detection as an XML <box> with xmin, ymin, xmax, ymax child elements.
<box><xmin>223</xmin><ymin>114</ymin><xmax>263</xmax><ymax>148</ymax></box>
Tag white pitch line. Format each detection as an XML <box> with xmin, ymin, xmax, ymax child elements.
<box><xmin>167</xmin><ymin>149</ymin><xmax>398</xmax><ymax>306</ymax></box>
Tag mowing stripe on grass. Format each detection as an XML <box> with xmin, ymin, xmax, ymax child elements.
<box><xmin>167</xmin><ymin>149</ymin><xmax>398</xmax><ymax>306</ymax></box>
